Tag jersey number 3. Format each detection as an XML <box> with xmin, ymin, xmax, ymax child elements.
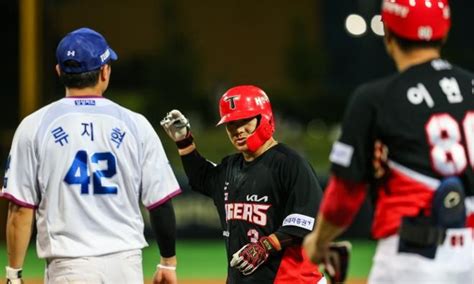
<box><xmin>426</xmin><ymin>112</ymin><xmax>474</xmax><ymax>175</ymax></box>
<box><xmin>64</xmin><ymin>150</ymin><xmax>117</xmax><ymax>194</ymax></box>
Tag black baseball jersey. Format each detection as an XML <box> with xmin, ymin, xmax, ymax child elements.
<box><xmin>181</xmin><ymin>143</ymin><xmax>323</xmax><ymax>283</ymax></box>
<box><xmin>329</xmin><ymin>59</ymin><xmax>474</xmax><ymax>237</ymax></box>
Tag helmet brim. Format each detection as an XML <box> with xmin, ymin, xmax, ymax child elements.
<box><xmin>216</xmin><ymin>110</ymin><xmax>259</xmax><ymax>126</ymax></box>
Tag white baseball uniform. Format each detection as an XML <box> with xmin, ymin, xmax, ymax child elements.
<box><xmin>1</xmin><ymin>96</ymin><xmax>180</xmax><ymax>281</ymax></box>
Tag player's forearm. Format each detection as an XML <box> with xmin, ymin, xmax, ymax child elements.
<box><xmin>149</xmin><ymin>200</ymin><xmax>177</xmax><ymax>258</ymax></box>
<box><xmin>272</xmin><ymin>231</ymin><xmax>302</xmax><ymax>248</ymax></box>
<box><xmin>180</xmin><ymin>148</ymin><xmax>216</xmax><ymax>192</ymax></box>
<box><xmin>303</xmin><ymin>215</ymin><xmax>348</xmax><ymax>265</ymax></box>
<box><xmin>6</xmin><ymin>203</ymin><xmax>34</xmax><ymax>268</ymax></box>
<box><xmin>313</xmin><ymin>216</ymin><xmax>347</xmax><ymax>249</ymax></box>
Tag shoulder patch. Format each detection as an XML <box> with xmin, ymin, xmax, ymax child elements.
<box><xmin>282</xmin><ymin>214</ymin><xmax>315</xmax><ymax>230</ymax></box>
<box><xmin>329</xmin><ymin>141</ymin><xmax>354</xmax><ymax>167</ymax></box>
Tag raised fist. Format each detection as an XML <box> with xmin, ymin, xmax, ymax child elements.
<box><xmin>160</xmin><ymin>110</ymin><xmax>191</xmax><ymax>142</ymax></box>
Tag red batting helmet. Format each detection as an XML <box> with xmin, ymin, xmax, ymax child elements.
<box><xmin>381</xmin><ymin>0</ymin><xmax>451</xmax><ymax>41</ymax></box>
<box><xmin>217</xmin><ymin>85</ymin><xmax>275</xmax><ymax>152</ymax></box>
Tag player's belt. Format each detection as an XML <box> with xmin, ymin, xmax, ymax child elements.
<box><xmin>399</xmin><ymin>217</ymin><xmax>446</xmax><ymax>246</ymax></box>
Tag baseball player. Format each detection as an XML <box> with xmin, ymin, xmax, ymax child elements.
<box><xmin>304</xmin><ymin>1</ymin><xmax>474</xmax><ymax>283</ymax></box>
<box><xmin>161</xmin><ymin>85</ymin><xmax>325</xmax><ymax>283</ymax></box>
<box><xmin>1</xmin><ymin>27</ymin><xmax>181</xmax><ymax>284</ymax></box>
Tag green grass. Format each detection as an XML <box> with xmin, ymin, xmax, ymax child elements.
<box><xmin>346</xmin><ymin>240</ymin><xmax>376</xmax><ymax>277</ymax></box>
<box><xmin>145</xmin><ymin>240</ymin><xmax>227</xmax><ymax>279</ymax></box>
<box><xmin>0</xmin><ymin>239</ymin><xmax>375</xmax><ymax>279</ymax></box>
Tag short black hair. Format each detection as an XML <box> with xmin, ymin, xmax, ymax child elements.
<box><xmin>391</xmin><ymin>31</ymin><xmax>444</xmax><ymax>53</ymax></box>
<box><xmin>59</xmin><ymin>60</ymin><xmax>101</xmax><ymax>89</ymax></box>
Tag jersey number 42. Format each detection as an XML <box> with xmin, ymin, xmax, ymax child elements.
<box><xmin>64</xmin><ymin>150</ymin><xmax>117</xmax><ymax>194</ymax></box>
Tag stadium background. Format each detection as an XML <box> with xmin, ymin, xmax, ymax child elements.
<box><xmin>1</xmin><ymin>0</ymin><xmax>474</xmax><ymax>282</ymax></box>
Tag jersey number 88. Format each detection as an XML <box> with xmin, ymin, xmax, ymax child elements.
<box><xmin>426</xmin><ymin>112</ymin><xmax>474</xmax><ymax>176</ymax></box>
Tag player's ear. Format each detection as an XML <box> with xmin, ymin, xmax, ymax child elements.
<box><xmin>55</xmin><ymin>64</ymin><xmax>61</xmax><ymax>77</ymax></box>
<box><xmin>383</xmin><ymin>27</ymin><xmax>394</xmax><ymax>56</ymax></box>
<box><xmin>100</xmin><ymin>64</ymin><xmax>111</xmax><ymax>82</ymax></box>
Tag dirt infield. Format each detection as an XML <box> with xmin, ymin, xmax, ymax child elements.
<box><xmin>25</xmin><ymin>278</ymin><xmax>367</xmax><ymax>283</ymax></box>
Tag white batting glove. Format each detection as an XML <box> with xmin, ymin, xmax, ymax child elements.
<box><xmin>6</xmin><ymin>266</ymin><xmax>23</xmax><ymax>284</ymax></box>
<box><xmin>160</xmin><ymin>110</ymin><xmax>191</xmax><ymax>142</ymax></box>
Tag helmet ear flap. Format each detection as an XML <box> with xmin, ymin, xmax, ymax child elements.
<box><xmin>259</xmin><ymin>116</ymin><xmax>274</xmax><ymax>140</ymax></box>
<box><xmin>246</xmin><ymin>115</ymin><xmax>274</xmax><ymax>152</ymax></box>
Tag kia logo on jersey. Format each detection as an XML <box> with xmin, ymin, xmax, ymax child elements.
<box><xmin>246</xmin><ymin>194</ymin><xmax>268</xmax><ymax>202</ymax></box>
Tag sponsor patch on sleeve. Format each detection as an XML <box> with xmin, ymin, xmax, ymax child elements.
<box><xmin>329</xmin><ymin>141</ymin><xmax>354</xmax><ymax>167</ymax></box>
<box><xmin>282</xmin><ymin>214</ymin><xmax>315</xmax><ymax>230</ymax></box>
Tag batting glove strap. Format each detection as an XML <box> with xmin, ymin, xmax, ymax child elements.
<box><xmin>6</xmin><ymin>266</ymin><xmax>22</xmax><ymax>283</ymax></box>
<box><xmin>175</xmin><ymin>133</ymin><xmax>194</xmax><ymax>149</ymax></box>
<box><xmin>260</xmin><ymin>235</ymin><xmax>281</xmax><ymax>254</ymax></box>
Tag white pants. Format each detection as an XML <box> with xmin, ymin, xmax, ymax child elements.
<box><xmin>368</xmin><ymin>228</ymin><xmax>474</xmax><ymax>284</ymax></box>
<box><xmin>45</xmin><ymin>249</ymin><xmax>143</xmax><ymax>284</ymax></box>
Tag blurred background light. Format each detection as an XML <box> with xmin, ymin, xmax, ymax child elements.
<box><xmin>345</xmin><ymin>14</ymin><xmax>367</xmax><ymax>37</ymax></box>
<box><xmin>371</xmin><ymin>15</ymin><xmax>385</xmax><ymax>36</ymax></box>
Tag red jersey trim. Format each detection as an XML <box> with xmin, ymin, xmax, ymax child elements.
<box><xmin>371</xmin><ymin>163</ymin><xmax>436</xmax><ymax>239</ymax></box>
<box><xmin>146</xmin><ymin>189</ymin><xmax>182</xmax><ymax>210</ymax></box>
<box><xmin>0</xmin><ymin>192</ymin><xmax>38</xmax><ymax>209</ymax></box>
<box><xmin>388</xmin><ymin>160</ymin><xmax>440</xmax><ymax>189</ymax></box>
<box><xmin>65</xmin><ymin>96</ymin><xmax>105</xmax><ymax>99</ymax></box>
<box><xmin>466</xmin><ymin>197</ymin><xmax>474</xmax><ymax>229</ymax></box>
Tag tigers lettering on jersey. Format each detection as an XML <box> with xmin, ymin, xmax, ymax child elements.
<box><xmin>225</xmin><ymin>203</ymin><xmax>271</xmax><ymax>226</ymax></box>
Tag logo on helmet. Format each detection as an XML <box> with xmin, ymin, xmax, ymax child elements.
<box><xmin>418</xmin><ymin>26</ymin><xmax>433</xmax><ymax>40</ymax></box>
<box><xmin>382</xmin><ymin>1</ymin><xmax>409</xmax><ymax>17</ymax></box>
<box><xmin>225</xmin><ymin>96</ymin><xmax>239</xmax><ymax>110</ymax></box>
<box><xmin>443</xmin><ymin>6</ymin><xmax>450</xmax><ymax>19</ymax></box>
<box><xmin>254</xmin><ymin>95</ymin><xmax>269</xmax><ymax>108</ymax></box>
